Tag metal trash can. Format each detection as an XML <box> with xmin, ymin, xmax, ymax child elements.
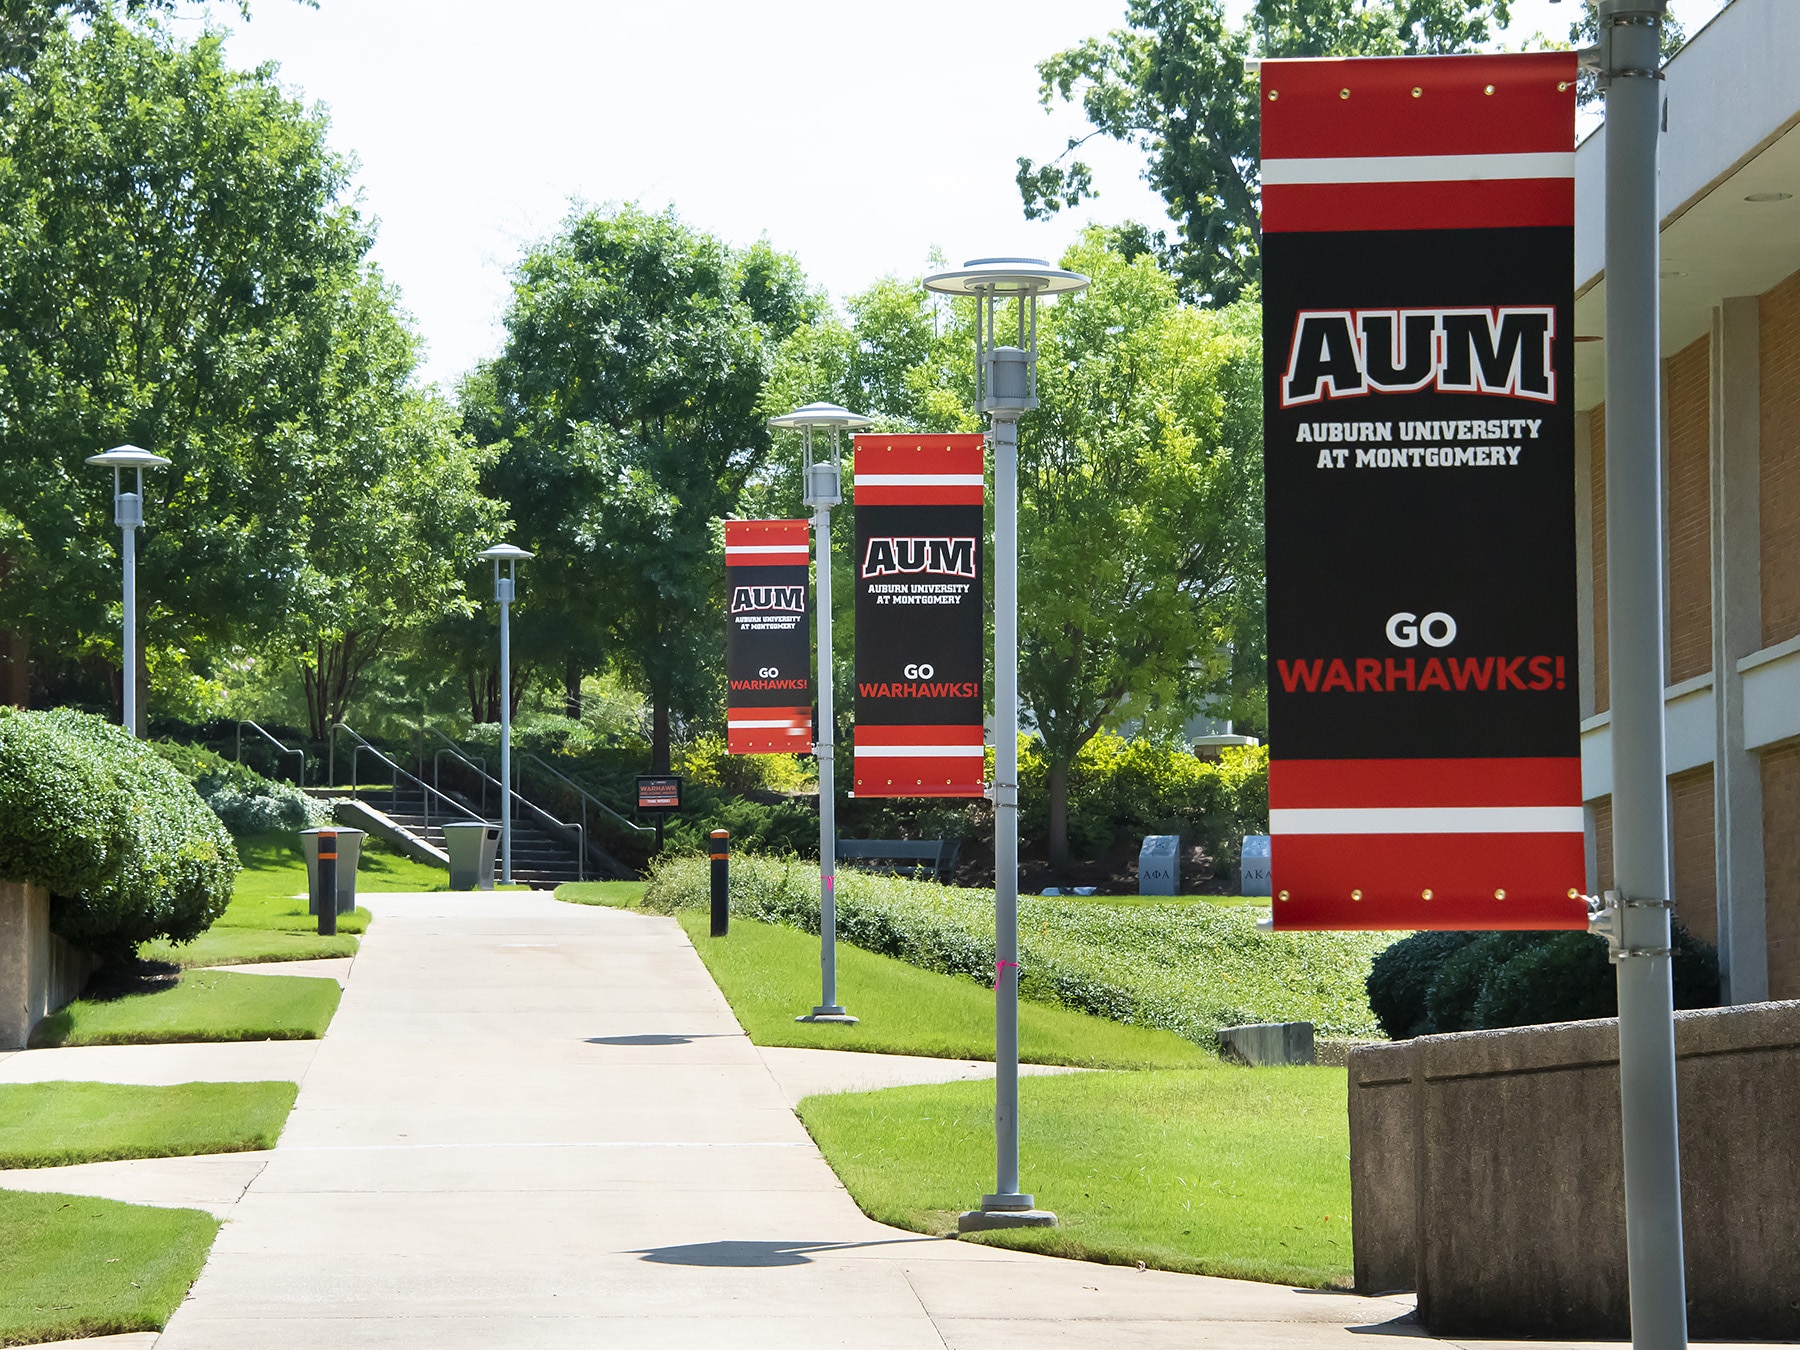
<box><xmin>300</xmin><ymin>827</ymin><xmax>364</xmax><ymax>915</ymax></box>
<box><xmin>442</xmin><ymin>821</ymin><xmax>501</xmax><ymax>891</ymax></box>
<box><xmin>1138</xmin><ymin>834</ymin><xmax>1180</xmax><ymax>896</ymax></box>
<box><xmin>1239</xmin><ymin>834</ymin><xmax>1272</xmax><ymax>897</ymax></box>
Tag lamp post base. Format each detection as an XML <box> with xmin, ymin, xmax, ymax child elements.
<box><xmin>959</xmin><ymin>1197</ymin><xmax>1057</xmax><ymax>1231</ymax></box>
<box><xmin>795</xmin><ymin>1007</ymin><xmax>858</xmax><ymax>1024</ymax></box>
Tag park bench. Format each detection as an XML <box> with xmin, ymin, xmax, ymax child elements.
<box><xmin>835</xmin><ymin>837</ymin><xmax>962</xmax><ymax>885</ymax></box>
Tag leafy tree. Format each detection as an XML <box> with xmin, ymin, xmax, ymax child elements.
<box><xmin>1018</xmin><ymin>232</ymin><xmax>1261</xmax><ymax>873</ymax></box>
<box><xmin>1016</xmin><ymin>0</ymin><xmax>1516</xmax><ymax>303</ymax></box>
<box><xmin>0</xmin><ymin>14</ymin><xmax>366</xmax><ymax>706</ymax></box>
<box><xmin>282</xmin><ymin>275</ymin><xmax>505</xmax><ymax>740</ymax></box>
<box><xmin>473</xmin><ymin>208</ymin><xmax>813</xmax><ymax>769</ymax></box>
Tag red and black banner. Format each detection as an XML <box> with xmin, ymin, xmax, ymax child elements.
<box><xmin>725</xmin><ymin>519</ymin><xmax>812</xmax><ymax>755</ymax></box>
<box><xmin>1262</xmin><ymin>53</ymin><xmax>1586</xmax><ymax>930</ymax></box>
<box><xmin>852</xmin><ymin>434</ymin><xmax>987</xmax><ymax>797</ymax></box>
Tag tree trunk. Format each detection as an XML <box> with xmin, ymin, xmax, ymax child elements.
<box><xmin>651</xmin><ymin>695</ymin><xmax>671</xmax><ymax>772</ymax></box>
<box><xmin>564</xmin><ymin>657</ymin><xmax>582</xmax><ymax>720</ymax></box>
<box><xmin>1</xmin><ymin>629</ymin><xmax>29</xmax><ymax>708</ymax></box>
<box><xmin>1048</xmin><ymin>756</ymin><xmax>1072</xmax><ymax>877</ymax></box>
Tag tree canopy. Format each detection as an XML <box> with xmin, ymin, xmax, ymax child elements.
<box><xmin>1015</xmin><ymin>0</ymin><xmax>1518</xmax><ymax>303</ymax></box>
<box><xmin>468</xmin><ymin>206</ymin><xmax>814</xmax><ymax>768</ymax></box>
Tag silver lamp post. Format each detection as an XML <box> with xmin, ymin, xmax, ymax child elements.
<box><xmin>769</xmin><ymin>401</ymin><xmax>873</xmax><ymax>1025</ymax></box>
<box><xmin>478</xmin><ymin>544</ymin><xmax>534</xmax><ymax>884</ymax></box>
<box><xmin>923</xmin><ymin>258</ymin><xmax>1088</xmax><ymax>1230</ymax></box>
<box><xmin>85</xmin><ymin>445</ymin><xmax>171</xmax><ymax>737</ymax></box>
<box><xmin>1586</xmin><ymin>5</ymin><xmax>1688</xmax><ymax>1347</ymax></box>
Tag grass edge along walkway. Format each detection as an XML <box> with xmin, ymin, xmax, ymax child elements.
<box><xmin>799</xmin><ymin>1067</ymin><xmax>1353</xmax><ymax>1290</ymax></box>
<box><xmin>30</xmin><ymin>970</ymin><xmax>341</xmax><ymax>1048</ymax></box>
<box><xmin>679</xmin><ymin>911</ymin><xmax>1211</xmax><ymax>1068</ymax></box>
<box><xmin>0</xmin><ymin>1189</ymin><xmax>218</xmax><ymax>1346</ymax></box>
<box><xmin>0</xmin><ymin>1081</ymin><xmax>299</xmax><ymax>1170</ymax></box>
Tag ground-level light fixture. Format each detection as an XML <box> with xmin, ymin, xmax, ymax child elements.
<box><xmin>922</xmin><ymin>258</ymin><xmax>1088</xmax><ymax>1231</ymax></box>
<box><xmin>768</xmin><ymin>401</ymin><xmax>873</xmax><ymax>1025</ymax></box>
<box><xmin>85</xmin><ymin>445</ymin><xmax>172</xmax><ymax>736</ymax></box>
<box><xmin>478</xmin><ymin>543</ymin><xmax>534</xmax><ymax>884</ymax></box>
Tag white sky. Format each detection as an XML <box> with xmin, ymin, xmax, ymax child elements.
<box><xmin>170</xmin><ymin>0</ymin><xmax>1729</xmax><ymax>390</ymax></box>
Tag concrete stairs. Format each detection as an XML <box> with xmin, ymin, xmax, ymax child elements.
<box><xmin>379</xmin><ymin>793</ymin><xmax>586</xmax><ymax>888</ymax></box>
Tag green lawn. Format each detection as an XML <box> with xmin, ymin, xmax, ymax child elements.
<box><xmin>800</xmin><ymin>1067</ymin><xmax>1352</xmax><ymax>1288</ymax></box>
<box><xmin>0</xmin><ymin>1190</ymin><xmax>218</xmax><ymax>1344</ymax></box>
<box><xmin>556</xmin><ymin>880</ymin><xmax>649</xmax><ymax>908</ymax></box>
<box><xmin>30</xmin><ymin>970</ymin><xmax>341</xmax><ymax>1048</ymax></box>
<box><xmin>0</xmin><ymin>1082</ymin><xmax>297</xmax><ymax>1169</ymax></box>
<box><xmin>140</xmin><ymin>829</ymin><xmax>448</xmax><ymax>967</ymax></box>
<box><xmin>680</xmin><ymin>912</ymin><xmax>1211</xmax><ymax>1069</ymax></box>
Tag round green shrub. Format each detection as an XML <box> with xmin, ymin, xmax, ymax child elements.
<box><xmin>1368</xmin><ymin>922</ymin><xmax>1721</xmax><ymax>1039</ymax></box>
<box><xmin>0</xmin><ymin>709</ymin><xmax>238</xmax><ymax>959</ymax></box>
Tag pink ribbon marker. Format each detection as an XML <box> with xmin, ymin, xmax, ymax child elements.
<box><xmin>995</xmin><ymin>959</ymin><xmax>1020</xmax><ymax>983</ymax></box>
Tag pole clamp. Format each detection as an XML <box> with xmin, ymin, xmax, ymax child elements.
<box><xmin>1585</xmin><ymin>889</ymin><xmax>1674</xmax><ymax>963</ymax></box>
<box><xmin>990</xmin><ymin>779</ymin><xmax>1017</xmax><ymax>807</ymax></box>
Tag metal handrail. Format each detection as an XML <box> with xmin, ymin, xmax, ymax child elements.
<box><xmin>406</xmin><ymin>727</ymin><xmax>593</xmax><ymax>882</ymax></box>
<box><xmin>425</xmin><ymin>729</ymin><xmax>487</xmax><ymax>813</ymax></box>
<box><xmin>329</xmin><ymin>724</ymin><xmax>481</xmax><ymax>826</ymax></box>
<box><xmin>432</xmin><ymin>744</ymin><xmax>489</xmax><ymax>816</ymax></box>
<box><xmin>520</xmin><ymin>752</ymin><xmax>654</xmax><ymax>838</ymax></box>
<box><xmin>236</xmin><ymin>720</ymin><xmax>305</xmax><ymax>786</ymax></box>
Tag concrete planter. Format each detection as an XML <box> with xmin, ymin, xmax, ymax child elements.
<box><xmin>1348</xmin><ymin>1001</ymin><xmax>1800</xmax><ymax>1339</ymax></box>
<box><xmin>1</xmin><ymin>878</ymin><xmax>102</xmax><ymax>1050</ymax></box>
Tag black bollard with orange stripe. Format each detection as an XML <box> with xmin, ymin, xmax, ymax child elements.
<box><xmin>317</xmin><ymin>829</ymin><xmax>338</xmax><ymax>938</ymax></box>
<box><xmin>709</xmin><ymin>829</ymin><xmax>730</xmax><ymax>937</ymax></box>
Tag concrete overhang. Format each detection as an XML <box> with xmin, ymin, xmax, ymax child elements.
<box><xmin>1573</xmin><ymin>0</ymin><xmax>1800</xmax><ymax>410</ymax></box>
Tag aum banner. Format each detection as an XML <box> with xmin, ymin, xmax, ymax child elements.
<box><xmin>724</xmin><ymin>519</ymin><xmax>812</xmax><ymax>755</ymax></box>
<box><xmin>852</xmin><ymin>434</ymin><xmax>987</xmax><ymax>798</ymax></box>
<box><xmin>1261</xmin><ymin>52</ymin><xmax>1586</xmax><ymax>931</ymax></box>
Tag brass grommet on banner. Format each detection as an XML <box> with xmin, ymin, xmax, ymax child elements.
<box><xmin>1268</xmin><ymin>89</ymin><xmax>1279</xmax><ymax>101</ymax></box>
<box><xmin>1351</xmin><ymin>888</ymin><xmax>1362</xmax><ymax>901</ymax></box>
<box><xmin>1278</xmin><ymin>890</ymin><xmax>1290</xmax><ymax>902</ymax></box>
<box><xmin>1421</xmin><ymin>888</ymin><xmax>1433</xmax><ymax>901</ymax></box>
<box><xmin>1411</xmin><ymin>87</ymin><xmax>1422</xmax><ymax>98</ymax></box>
<box><xmin>1494</xmin><ymin>888</ymin><xmax>1507</xmax><ymax>900</ymax></box>
<box><xmin>1567</xmin><ymin>888</ymin><xmax>1580</xmax><ymax>899</ymax></box>
<box><xmin>1484</xmin><ymin>84</ymin><xmax>1495</xmax><ymax>95</ymax></box>
<box><xmin>1339</xmin><ymin>88</ymin><xmax>1350</xmax><ymax>99</ymax></box>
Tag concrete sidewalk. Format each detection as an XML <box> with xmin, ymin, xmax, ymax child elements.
<box><xmin>138</xmin><ymin>893</ymin><xmax>1670</xmax><ymax>1348</ymax></box>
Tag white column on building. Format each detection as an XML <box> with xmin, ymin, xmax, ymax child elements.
<box><xmin>1709</xmin><ymin>296</ymin><xmax>1769</xmax><ymax>1004</ymax></box>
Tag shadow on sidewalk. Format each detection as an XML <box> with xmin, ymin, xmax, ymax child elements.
<box><xmin>585</xmin><ymin>1033</ymin><xmax>740</xmax><ymax>1046</ymax></box>
<box><xmin>632</xmin><ymin>1237</ymin><xmax>947</xmax><ymax>1267</ymax></box>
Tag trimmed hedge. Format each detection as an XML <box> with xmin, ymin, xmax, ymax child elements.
<box><xmin>151</xmin><ymin>741</ymin><xmax>328</xmax><ymax>836</ymax></box>
<box><xmin>0</xmin><ymin>709</ymin><xmax>238</xmax><ymax>959</ymax></box>
<box><xmin>644</xmin><ymin>851</ymin><xmax>1390</xmax><ymax>1043</ymax></box>
<box><xmin>1367</xmin><ymin>926</ymin><xmax>1720</xmax><ymax>1039</ymax></box>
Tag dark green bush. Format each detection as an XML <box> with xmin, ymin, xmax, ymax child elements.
<box><xmin>1366</xmin><ymin>931</ymin><xmax>1479</xmax><ymax>1039</ymax></box>
<box><xmin>0</xmin><ymin>709</ymin><xmax>238</xmax><ymax>959</ymax></box>
<box><xmin>1368</xmin><ymin>923</ymin><xmax>1721</xmax><ymax>1039</ymax></box>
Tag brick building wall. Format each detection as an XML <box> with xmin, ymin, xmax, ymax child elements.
<box><xmin>1665</xmin><ymin>335</ymin><xmax>1712</xmax><ymax>684</ymax></box>
<box><xmin>1763</xmin><ymin>269</ymin><xmax>1800</xmax><ymax>649</ymax></box>
<box><xmin>1669</xmin><ymin>766</ymin><xmax>1717</xmax><ymax>945</ymax></box>
<box><xmin>1762</xmin><ymin>746</ymin><xmax>1800</xmax><ymax>1001</ymax></box>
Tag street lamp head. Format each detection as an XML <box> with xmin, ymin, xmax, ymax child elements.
<box><xmin>920</xmin><ymin>258</ymin><xmax>1090</xmax><ymax>298</ymax></box>
<box><xmin>477</xmin><ymin>543</ymin><xmax>534</xmax><ymax>563</ymax></box>
<box><xmin>921</xmin><ymin>258</ymin><xmax>1090</xmax><ymax>416</ymax></box>
<box><xmin>769</xmin><ymin>403</ymin><xmax>872</xmax><ymax>512</ymax></box>
<box><xmin>767</xmin><ymin>402</ymin><xmax>874</xmax><ymax>431</ymax></box>
<box><xmin>85</xmin><ymin>445</ymin><xmax>172</xmax><ymax>470</ymax></box>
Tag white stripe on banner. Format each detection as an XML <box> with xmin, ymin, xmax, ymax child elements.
<box><xmin>1271</xmin><ymin>806</ymin><xmax>1586</xmax><ymax>835</ymax></box>
<box><xmin>1260</xmin><ymin>152</ymin><xmax>1574</xmax><ymax>186</ymax></box>
<box><xmin>853</xmin><ymin>474</ymin><xmax>985</xmax><ymax>486</ymax></box>
<box><xmin>854</xmin><ymin>745</ymin><xmax>986</xmax><ymax>758</ymax></box>
<box><xmin>725</xmin><ymin>545</ymin><xmax>808</xmax><ymax>556</ymax></box>
<box><xmin>729</xmin><ymin>719</ymin><xmax>807</xmax><ymax>729</ymax></box>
